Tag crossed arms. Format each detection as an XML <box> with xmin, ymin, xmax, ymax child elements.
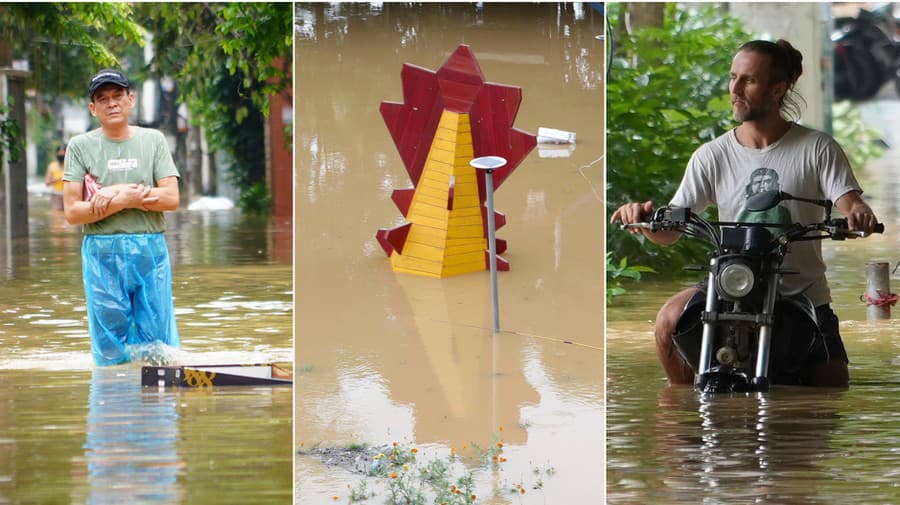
<box><xmin>63</xmin><ymin>176</ymin><xmax>179</xmax><ymax>225</ymax></box>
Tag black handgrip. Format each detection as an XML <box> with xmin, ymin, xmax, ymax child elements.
<box><xmin>874</xmin><ymin>223</ymin><xmax>885</xmax><ymax>234</ymax></box>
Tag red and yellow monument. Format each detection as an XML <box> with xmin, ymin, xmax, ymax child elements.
<box><xmin>376</xmin><ymin>45</ymin><xmax>536</xmax><ymax>278</ymax></box>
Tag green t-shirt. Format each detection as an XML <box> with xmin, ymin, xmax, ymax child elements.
<box><xmin>64</xmin><ymin>126</ymin><xmax>180</xmax><ymax>235</ymax></box>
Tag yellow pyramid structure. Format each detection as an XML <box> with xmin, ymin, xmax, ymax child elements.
<box><xmin>390</xmin><ymin>110</ymin><xmax>487</xmax><ymax>278</ymax></box>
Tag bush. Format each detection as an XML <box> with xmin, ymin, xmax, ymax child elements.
<box><xmin>606</xmin><ymin>4</ymin><xmax>750</xmax><ymax>273</ymax></box>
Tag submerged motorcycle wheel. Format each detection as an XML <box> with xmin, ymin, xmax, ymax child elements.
<box><xmin>695</xmin><ymin>366</ymin><xmax>768</xmax><ymax>394</ymax></box>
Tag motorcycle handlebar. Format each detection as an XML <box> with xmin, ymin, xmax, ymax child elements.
<box><xmin>620</xmin><ymin>222</ymin><xmax>678</xmax><ymax>232</ymax></box>
<box><xmin>620</xmin><ymin>215</ymin><xmax>885</xmax><ymax>239</ymax></box>
<box><xmin>819</xmin><ymin>219</ymin><xmax>885</xmax><ymax>239</ymax></box>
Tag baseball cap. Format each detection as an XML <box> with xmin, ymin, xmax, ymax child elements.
<box><xmin>88</xmin><ymin>69</ymin><xmax>130</xmax><ymax>99</ymax></box>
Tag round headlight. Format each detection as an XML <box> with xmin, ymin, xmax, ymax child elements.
<box><xmin>718</xmin><ymin>263</ymin><xmax>755</xmax><ymax>299</ymax></box>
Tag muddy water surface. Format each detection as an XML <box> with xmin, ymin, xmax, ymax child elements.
<box><xmin>295</xmin><ymin>4</ymin><xmax>603</xmax><ymax>504</ymax></box>
<box><xmin>0</xmin><ymin>198</ymin><xmax>293</xmax><ymax>504</ymax></box>
<box><xmin>607</xmin><ymin>105</ymin><xmax>900</xmax><ymax>503</ymax></box>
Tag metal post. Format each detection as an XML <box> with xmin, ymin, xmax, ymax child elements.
<box><xmin>470</xmin><ymin>156</ymin><xmax>507</xmax><ymax>333</ymax></box>
<box><xmin>865</xmin><ymin>262</ymin><xmax>891</xmax><ymax>320</ymax></box>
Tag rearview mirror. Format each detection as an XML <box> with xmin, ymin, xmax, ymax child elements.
<box><xmin>745</xmin><ymin>190</ymin><xmax>783</xmax><ymax>212</ymax></box>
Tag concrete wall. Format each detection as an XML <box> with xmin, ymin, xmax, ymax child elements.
<box><xmin>730</xmin><ymin>2</ymin><xmax>832</xmax><ymax>132</ymax></box>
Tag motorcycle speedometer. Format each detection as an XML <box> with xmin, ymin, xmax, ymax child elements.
<box><xmin>718</xmin><ymin>263</ymin><xmax>755</xmax><ymax>299</ymax></box>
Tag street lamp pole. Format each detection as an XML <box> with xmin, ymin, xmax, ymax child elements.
<box><xmin>469</xmin><ymin>156</ymin><xmax>507</xmax><ymax>333</ymax></box>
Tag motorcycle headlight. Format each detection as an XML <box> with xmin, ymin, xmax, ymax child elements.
<box><xmin>718</xmin><ymin>263</ymin><xmax>755</xmax><ymax>299</ymax></box>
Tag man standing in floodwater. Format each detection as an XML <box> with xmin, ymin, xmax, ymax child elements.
<box><xmin>611</xmin><ymin>39</ymin><xmax>879</xmax><ymax>387</ymax></box>
<box><xmin>63</xmin><ymin>69</ymin><xmax>181</xmax><ymax>366</ymax></box>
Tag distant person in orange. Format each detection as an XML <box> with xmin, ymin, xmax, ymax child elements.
<box><xmin>45</xmin><ymin>144</ymin><xmax>67</xmax><ymax>211</ymax></box>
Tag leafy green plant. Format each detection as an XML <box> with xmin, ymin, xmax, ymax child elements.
<box><xmin>606</xmin><ymin>3</ymin><xmax>751</xmax><ymax>274</ymax></box>
<box><xmin>237</xmin><ymin>180</ymin><xmax>272</xmax><ymax>216</ymax></box>
<box><xmin>607</xmin><ymin>253</ymin><xmax>656</xmax><ymax>303</ymax></box>
<box><xmin>349</xmin><ymin>479</ymin><xmax>375</xmax><ymax>502</ymax></box>
<box><xmin>0</xmin><ymin>97</ymin><xmax>21</xmax><ymax>172</ymax></box>
<box><xmin>347</xmin><ymin>437</ymin><xmax>542</xmax><ymax>504</ymax></box>
<box><xmin>135</xmin><ymin>3</ymin><xmax>291</xmax><ymax>213</ymax></box>
<box><xmin>831</xmin><ymin>101</ymin><xmax>884</xmax><ymax>171</ymax></box>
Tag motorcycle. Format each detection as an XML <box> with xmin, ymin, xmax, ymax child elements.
<box><xmin>622</xmin><ymin>190</ymin><xmax>884</xmax><ymax>394</ymax></box>
<box><xmin>832</xmin><ymin>4</ymin><xmax>900</xmax><ymax>100</ymax></box>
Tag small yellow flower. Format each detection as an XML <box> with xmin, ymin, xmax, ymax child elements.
<box><xmin>496</xmin><ymin>442</ymin><xmax>503</xmax><ymax>448</ymax></box>
<box><xmin>403</xmin><ymin>464</ymin><xmax>409</xmax><ymax>472</ymax></box>
<box><xmin>500</xmin><ymin>457</ymin><xmax>507</xmax><ymax>463</ymax></box>
<box><xmin>471</xmin><ymin>494</ymin><xmax>477</xmax><ymax>501</ymax></box>
<box><xmin>373</xmin><ymin>453</ymin><xmax>384</xmax><ymax>460</ymax></box>
<box><xmin>390</xmin><ymin>472</ymin><xmax>398</xmax><ymax>479</ymax></box>
<box><xmin>332</xmin><ymin>496</ymin><xmax>338</xmax><ymax>501</ymax></box>
<box><xmin>411</xmin><ymin>447</ymin><xmax>418</xmax><ymax>454</ymax></box>
<box><xmin>450</xmin><ymin>447</ymin><xmax>456</xmax><ymax>456</ymax></box>
<box><xmin>520</xmin><ymin>488</ymin><xmax>526</xmax><ymax>494</ymax></box>
<box><xmin>392</xmin><ymin>441</ymin><xmax>398</xmax><ymax>447</ymax></box>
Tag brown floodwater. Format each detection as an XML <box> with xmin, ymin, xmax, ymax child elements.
<box><xmin>295</xmin><ymin>3</ymin><xmax>604</xmax><ymax>504</ymax></box>
<box><xmin>0</xmin><ymin>195</ymin><xmax>293</xmax><ymax>503</ymax></box>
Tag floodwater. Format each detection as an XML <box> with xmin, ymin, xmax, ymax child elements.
<box><xmin>0</xmin><ymin>194</ymin><xmax>293</xmax><ymax>504</ymax></box>
<box><xmin>295</xmin><ymin>3</ymin><xmax>603</xmax><ymax>504</ymax></box>
<box><xmin>607</xmin><ymin>103</ymin><xmax>900</xmax><ymax>503</ymax></box>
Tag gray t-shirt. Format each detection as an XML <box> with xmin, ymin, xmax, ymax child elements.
<box><xmin>64</xmin><ymin>126</ymin><xmax>180</xmax><ymax>235</ymax></box>
<box><xmin>671</xmin><ymin>123</ymin><xmax>862</xmax><ymax>306</ymax></box>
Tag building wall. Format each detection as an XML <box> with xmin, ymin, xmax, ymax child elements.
<box><xmin>730</xmin><ymin>2</ymin><xmax>830</xmax><ymax>132</ymax></box>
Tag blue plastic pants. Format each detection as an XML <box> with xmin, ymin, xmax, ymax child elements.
<box><xmin>82</xmin><ymin>233</ymin><xmax>180</xmax><ymax>366</ymax></box>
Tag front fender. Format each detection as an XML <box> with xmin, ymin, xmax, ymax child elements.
<box><xmin>670</xmin><ymin>290</ymin><xmax>820</xmax><ymax>384</ymax></box>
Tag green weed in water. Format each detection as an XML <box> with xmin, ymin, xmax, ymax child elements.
<box><xmin>341</xmin><ymin>435</ymin><xmax>548</xmax><ymax>504</ymax></box>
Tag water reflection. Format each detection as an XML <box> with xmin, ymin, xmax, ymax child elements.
<box><xmin>296</xmin><ymin>3</ymin><xmax>603</xmax><ymax>503</ymax></box>
<box><xmin>649</xmin><ymin>388</ymin><xmax>846</xmax><ymax>503</ymax></box>
<box><xmin>81</xmin><ymin>368</ymin><xmax>182</xmax><ymax>504</ymax></box>
<box><xmin>608</xmin><ymin>317</ymin><xmax>900</xmax><ymax>504</ymax></box>
<box><xmin>1</xmin><ymin>196</ymin><xmax>292</xmax><ymax>502</ymax></box>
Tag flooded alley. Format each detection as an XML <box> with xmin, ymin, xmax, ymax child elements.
<box><xmin>0</xmin><ymin>195</ymin><xmax>293</xmax><ymax>504</ymax></box>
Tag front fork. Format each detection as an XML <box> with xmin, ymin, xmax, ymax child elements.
<box><xmin>752</xmin><ymin>271</ymin><xmax>780</xmax><ymax>388</ymax></box>
<box><xmin>695</xmin><ymin>257</ymin><xmax>780</xmax><ymax>391</ymax></box>
<box><xmin>696</xmin><ymin>268</ymin><xmax>718</xmax><ymax>378</ymax></box>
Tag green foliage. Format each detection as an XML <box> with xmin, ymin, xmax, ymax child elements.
<box><xmin>135</xmin><ymin>3</ymin><xmax>290</xmax><ymax>212</ymax></box>
<box><xmin>206</xmin><ymin>67</ymin><xmax>271</xmax><ymax>215</ymax></box>
<box><xmin>831</xmin><ymin>101</ymin><xmax>885</xmax><ymax>171</ymax></box>
<box><xmin>349</xmin><ymin>479</ymin><xmax>375</xmax><ymax>502</ymax></box>
<box><xmin>1</xmin><ymin>3</ymin><xmax>145</xmax><ymax>97</ymax></box>
<box><xmin>606</xmin><ymin>253</ymin><xmax>656</xmax><ymax>303</ymax></box>
<box><xmin>0</xmin><ymin>97</ymin><xmax>22</xmax><ymax>171</ymax></box>
<box><xmin>357</xmin><ymin>438</ymin><xmax>538</xmax><ymax>504</ymax></box>
<box><xmin>136</xmin><ymin>3</ymin><xmax>290</xmax><ymax>133</ymax></box>
<box><xmin>217</xmin><ymin>3</ymin><xmax>292</xmax><ymax>115</ymax></box>
<box><xmin>233</xmin><ymin>170</ymin><xmax>273</xmax><ymax>216</ymax></box>
<box><xmin>606</xmin><ymin>3</ymin><xmax>751</xmax><ymax>274</ymax></box>
<box><xmin>0</xmin><ymin>4</ymin><xmax>144</xmax><ymax>181</ymax></box>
